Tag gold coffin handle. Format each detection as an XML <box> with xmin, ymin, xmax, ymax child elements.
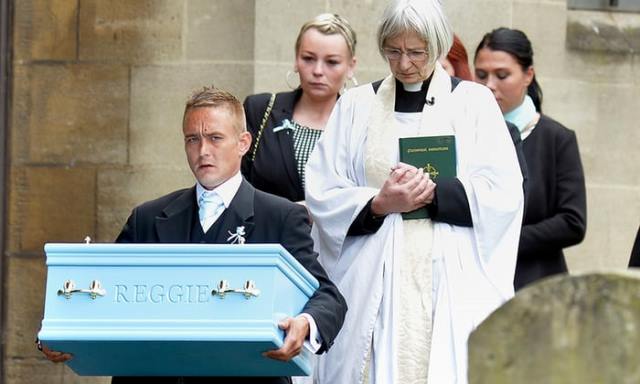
<box><xmin>211</xmin><ymin>280</ymin><xmax>260</xmax><ymax>299</ymax></box>
<box><xmin>57</xmin><ymin>279</ymin><xmax>106</xmax><ymax>300</ymax></box>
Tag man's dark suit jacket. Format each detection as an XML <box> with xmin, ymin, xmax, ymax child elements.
<box><xmin>111</xmin><ymin>179</ymin><xmax>347</xmax><ymax>384</ymax></box>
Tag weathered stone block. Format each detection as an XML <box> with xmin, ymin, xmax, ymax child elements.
<box><xmin>13</xmin><ymin>0</ymin><xmax>78</xmax><ymax>61</ymax></box>
<box><xmin>8</xmin><ymin>166</ymin><xmax>96</xmax><ymax>254</ymax></box>
<box><xmin>3</xmin><ymin>252</ymin><xmax>111</xmax><ymax>384</ymax></box>
<box><xmin>590</xmin><ymin>84</ymin><xmax>640</xmax><ymax>185</ymax></box>
<box><xmin>567</xmin><ymin>10</ymin><xmax>640</xmax><ymax>54</ymax></box>
<box><xmin>129</xmin><ymin>63</ymin><xmax>253</xmax><ymax>167</ymax></box>
<box><xmin>9</xmin><ymin>65</ymin><xmax>31</xmax><ymax>165</ymax></box>
<box><xmin>513</xmin><ymin>2</ymin><xmax>567</xmax><ymax>79</ymax></box>
<box><xmin>61</xmin><ymin>370</ymin><xmax>111</xmax><ymax>384</ymax></box>
<box><xmin>79</xmin><ymin>0</ymin><xmax>183</xmax><ymax>63</ymax></box>
<box><xmin>97</xmin><ymin>166</ymin><xmax>194</xmax><ymax>242</ymax></box>
<box><xmin>446</xmin><ymin>0</ymin><xmax>512</xmax><ymax>54</ymax></box>
<box><xmin>540</xmin><ymin>77</ymin><xmax>598</xmax><ymax>157</ymax></box>
<box><xmin>23</xmin><ymin>63</ymin><xmax>128</xmax><ymax>164</ymax></box>
<box><xmin>544</xmin><ymin>80</ymin><xmax>640</xmax><ymax>271</ymax></box>
<box><xmin>545</xmin><ymin>80</ymin><xmax>640</xmax><ymax>187</ymax></box>
<box><xmin>4</xmin><ymin>356</ymin><xmax>110</xmax><ymax>384</ymax></box>
<box><xmin>564</xmin><ymin>48</ymin><xmax>633</xmax><ymax>85</ymax></box>
<box><xmin>253</xmin><ymin>62</ymin><xmax>293</xmax><ymax>95</ymax></box>
<box><xmin>565</xmin><ymin>186</ymin><xmax>640</xmax><ymax>272</ymax></box>
<box><xmin>186</xmin><ymin>0</ymin><xmax>255</xmax><ymax>61</ymax></box>
<box><xmin>4</xmin><ymin>257</ymin><xmax>47</xmax><ymax>359</ymax></box>
<box><xmin>469</xmin><ymin>272</ymin><xmax>640</xmax><ymax>384</ymax></box>
<box><xmin>634</xmin><ymin>55</ymin><xmax>640</xmax><ymax>86</ymax></box>
<box><xmin>328</xmin><ymin>0</ymin><xmax>389</xmax><ymax>70</ymax></box>
<box><xmin>254</xmin><ymin>0</ymin><xmax>325</xmax><ymax>63</ymax></box>
<box><xmin>4</xmin><ymin>357</ymin><xmax>66</xmax><ymax>384</ymax></box>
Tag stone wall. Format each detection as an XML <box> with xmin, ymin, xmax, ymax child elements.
<box><xmin>5</xmin><ymin>0</ymin><xmax>640</xmax><ymax>382</ymax></box>
<box><xmin>8</xmin><ymin>1</ymin><xmax>253</xmax><ymax>382</ymax></box>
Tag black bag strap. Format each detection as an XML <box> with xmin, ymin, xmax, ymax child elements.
<box><xmin>251</xmin><ymin>93</ymin><xmax>276</xmax><ymax>162</ymax></box>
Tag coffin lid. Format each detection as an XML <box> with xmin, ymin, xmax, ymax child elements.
<box><xmin>44</xmin><ymin>243</ymin><xmax>319</xmax><ymax>296</ymax></box>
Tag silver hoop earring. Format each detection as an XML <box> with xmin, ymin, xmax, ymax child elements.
<box><xmin>285</xmin><ymin>70</ymin><xmax>299</xmax><ymax>90</ymax></box>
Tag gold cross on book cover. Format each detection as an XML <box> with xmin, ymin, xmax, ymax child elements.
<box><xmin>399</xmin><ymin>135</ymin><xmax>456</xmax><ymax>220</ymax></box>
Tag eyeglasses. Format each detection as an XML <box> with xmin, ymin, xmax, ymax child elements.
<box><xmin>383</xmin><ymin>48</ymin><xmax>428</xmax><ymax>62</ymax></box>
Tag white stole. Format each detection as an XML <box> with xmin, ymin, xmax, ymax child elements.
<box><xmin>307</xmin><ymin>62</ymin><xmax>523</xmax><ymax>384</ymax></box>
<box><xmin>363</xmin><ymin>73</ymin><xmax>454</xmax><ymax>383</ymax></box>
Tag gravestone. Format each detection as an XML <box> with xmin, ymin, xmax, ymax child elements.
<box><xmin>468</xmin><ymin>271</ymin><xmax>640</xmax><ymax>384</ymax></box>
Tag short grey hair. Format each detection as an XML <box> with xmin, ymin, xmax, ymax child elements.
<box><xmin>377</xmin><ymin>0</ymin><xmax>453</xmax><ymax>67</ymax></box>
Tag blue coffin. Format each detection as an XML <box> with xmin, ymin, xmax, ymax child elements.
<box><xmin>38</xmin><ymin>243</ymin><xmax>319</xmax><ymax>377</ymax></box>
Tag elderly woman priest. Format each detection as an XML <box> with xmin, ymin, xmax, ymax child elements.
<box><xmin>305</xmin><ymin>0</ymin><xmax>524</xmax><ymax>383</ymax></box>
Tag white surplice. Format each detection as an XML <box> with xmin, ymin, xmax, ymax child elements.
<box><xmin>305</xmin><ymin>63</ymin><xmax>524</xmax><ymax>384</ymax></box>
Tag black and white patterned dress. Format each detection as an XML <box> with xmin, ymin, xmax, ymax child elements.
<box><xmin>291</xmin><ymin>120</ymin><xmax>323</xmax><ymax>189</ymax></box>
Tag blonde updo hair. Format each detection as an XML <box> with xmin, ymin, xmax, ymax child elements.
<box><xmin>295</xmin><ymin>13</ymin><xmax>357</xmax><ymax>57</ymax></box>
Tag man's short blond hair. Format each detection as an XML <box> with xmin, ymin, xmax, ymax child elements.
<box><xmin>183</xmin><ymin>86</ymin><xmax>246</xmax><ymax>134</ymax></box>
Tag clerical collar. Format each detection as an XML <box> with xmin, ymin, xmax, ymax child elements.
<box><xmin>402</xmin><ymin>81</ymin><xmax>423</xmax><ymax>92</ymax></box>
<box><xmin>196</xmin><ymin>171</ymin><xmax>242</xmax><ymax>209</ymax></box>
<box><xmin>394</xmin><ymin>76</ymin><xmax>432</xmax><ymax>113</ymax></box>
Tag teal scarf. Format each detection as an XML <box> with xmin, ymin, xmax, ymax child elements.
<box><xmin>504</xmin><ymin>95</ymin><xmax>537</xmax><ymax>134</ymax></box>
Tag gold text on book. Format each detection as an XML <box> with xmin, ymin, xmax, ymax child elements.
<box><xmin>407</xmin><ymin>146</ymin><xmax>449</xmax><ymax>153</ymax></box>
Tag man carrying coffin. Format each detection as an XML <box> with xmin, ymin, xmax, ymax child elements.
<box><xmin>41</xmin><ymin>86</ymin><xmax>347</xmax><ymax>384</ymax></box>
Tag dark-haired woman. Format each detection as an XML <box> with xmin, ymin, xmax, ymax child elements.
<box><xmin>474</xmin><ymin>27</ymin><xmax>586</xmax><ymax>290</ymax></box>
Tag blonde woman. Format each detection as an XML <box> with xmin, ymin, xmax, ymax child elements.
<box><xmin>242</xmin><ymin>13</ymin><xmax>357</xmax><ymax>203</ymax></box>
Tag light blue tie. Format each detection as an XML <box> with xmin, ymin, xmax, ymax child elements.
<box><xmin>198</xmin><ymin>191</ymin><xmax>224</xmax><ymax>233</ymax></box>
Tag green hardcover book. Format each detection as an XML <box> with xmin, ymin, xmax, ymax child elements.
<box><xmin>399</xmin><ymin>135</ymin><xmax>456</xmax><ymax>220</ymax></box>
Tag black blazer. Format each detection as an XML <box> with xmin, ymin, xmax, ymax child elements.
<box><xmin>113</xmin><ymin>179</ymin><xmax>347</xmax><ymax>384</ymax></box>
<box><xmin>515</xmin><ymin>115</ymin><xmax>587</xmax><ymax>290</ymax></box>
<box><xmin>242</xmin><ymin>89</ymin><xmax>304</xmax><ymax>202</ymax></box>
<box><xmin>628</xmin><ymin>226</ymin><xmax>640</xmax><ymax>267</ymax></box>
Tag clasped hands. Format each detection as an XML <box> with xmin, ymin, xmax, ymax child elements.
<box><xmin>371</xmin><ymin>162</ymin><xmax>437</xmax><ymax>216</ymax></box>
<box><xmin>38</xmin><ymin>315</ymin><xmax>310</xmax><ymax>364</ymax></box>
